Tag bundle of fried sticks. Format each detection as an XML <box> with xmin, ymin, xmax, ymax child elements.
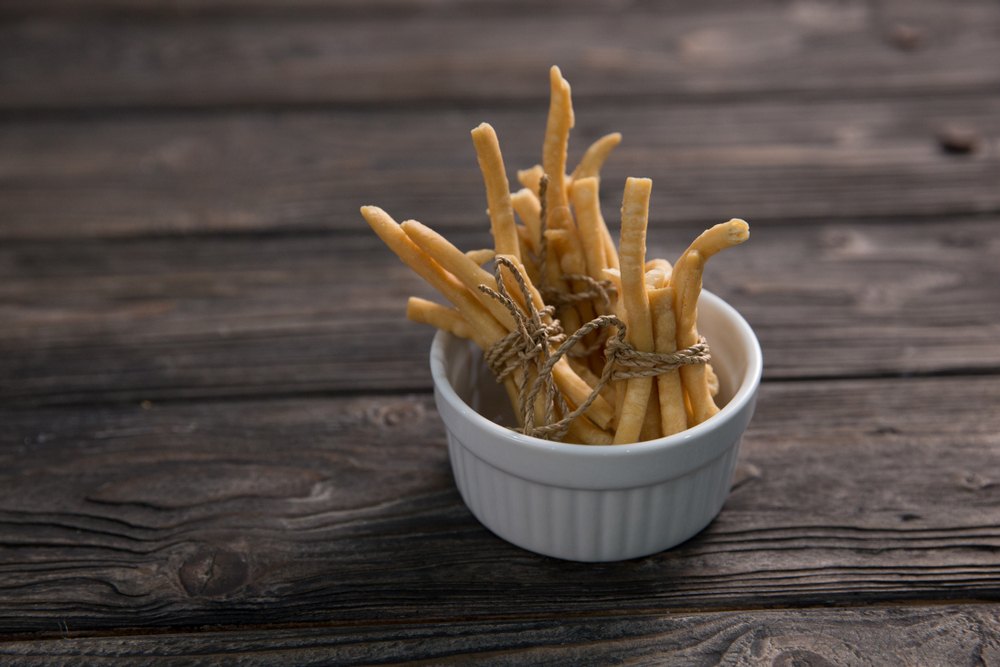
<box><xmin>362</xmin><ymin>66</ymin><xmax>748</xmax><ymax>445</ymax></box>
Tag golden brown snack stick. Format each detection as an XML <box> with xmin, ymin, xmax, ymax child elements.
<box><xmin>570</xmin><ymin>132</ymin><xmax>622</xmax><ymax>182</ymax></box>
<box><xmin>517</xmin><ymin>165</ymin><xmax>544</xmax><ymax>194</ymax></box>
<box><xmin>645</xmin><ymin>268</ymin><xmax>667</xmax><ymax>289</ymax></box>
<box><xmin>406</xmin><ymin>297</ymin><xmax>475</xmax><ymax>340</ymax></box>
<box><xmin>361</xmin><ymin>207</ymin><xmax>506</xmax><ymax>344</ymax></box>
<box><xmin>706</xmin><ymin>363</ymin><xmax>720</xmax><ymax>397</ymax></box>
<box><xmin>542</xmin><ymin>66</ymin><xmax>575</xmax><ymax>218</ymax></box>
<box><xmin>614</xmin><ymin>177</ymin><xmax>656</xmax><ymax>444</ymax></box>
<box><xmin>515</xmin><ymin>226</ymin><xmax>541</xmax><ymax>284</ymax></box>
<box><xmin>565</xmin><ymin>413</ymin><xmax>614</xmax><ymax>445</ymax></box>
<box><xmin>569</xmin><ymin>176</ymin><xmax>609</xmax><ymax>284</ymax></box>
<box><xmin>543</xmin><ymin>228</ymin><xmax>572</xmax><ymax>259</ymax></box>
<box><xmin>361</xmin><ymin>206</ymin><xmax>523</xmax><ymax>422</ymax></box>
<box><xmin>401</xmin><ymin>219</ymin><xmax>519</xmax><ymax>331</ymax></box>
<box><xmin>673</xmin><ymin>251</ymin><xmax>716</xmax><ymax>425</ymax></box>
<box><xmin>539</xmin><ymin>68</ymin><xmax>599</xmax><ymax>328</ymax></box>
<box><xmin>645</xmin><ymin>258</ymin><xmax>672</xmax><ymax>280</ymax></box>
<box><xmin>511</xmin><ymin>188</ymin><xmax>542</xmax><ymax>253</ymax></box>
<box><xmin>677</xmin><ymin>219</ymin><xmax>750</xmax><ymax>264</ymax></box>
<box><xmin>648</xmin><ymin>286</ymin><xmax>687</xmax><ymax>436</ymax></box>
<box><xmin>471</xmin><ymin>123</ymin><xmax>520</xmax><ymax>262</ymax></box>
<box><xmin>602</xmin><ymin>224</ymin><xmax>620</xmax><ymax>271</ymax></box>
<box><xmin>544</xmin><ymin>240</ymin><xmax>582</xmax><ymax>334</ymax></box>
<box><xmin>601</xmin><ymin>268</ymin><xmax>622</xmax><ymax>293</ymax></box>
<box><xmin>671</xmin><ymin>219</ymin><xmax>750</xmax><ymax>425</ymax></box>
<box><xmin>639</xmin><ymin>389</ymin><xmax>662</xmax><ymax>441</ymax></box>
<box><xmin>465</xmin><ymin>248</ymin><xmax>495</xmax><ymax>266</ymax></box>
<box><xmin>567</xmin><ymin>356</ymin><xmax>616</xmax><ymax>406</ymax></box>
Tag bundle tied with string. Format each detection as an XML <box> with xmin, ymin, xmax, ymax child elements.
<box><xmin>481</xmin><ymin>256</ymin><xmax>711</xmax><ymax>442</ymax></box>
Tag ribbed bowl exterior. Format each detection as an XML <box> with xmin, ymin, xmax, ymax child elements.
<box><xmin>431</xmin><ymin>290</ymin><xmax>762</xmax><ymax>562</ymax></box>
<box><xmin>447</xmin><ymin>430</ymin><xmax>742</xmax><ymax>561</ymax></box>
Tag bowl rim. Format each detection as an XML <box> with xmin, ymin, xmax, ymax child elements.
<box><xmin>430</xmin><ymin>289</ymin><xmax>762</xmax><ymax>461</ymax></box>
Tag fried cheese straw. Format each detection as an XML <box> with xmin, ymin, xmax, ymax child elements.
<box><xmin>517</xmin><ymin>165</ymin><xmax>544</xmax><ymax>197</ymax></box>
<box><xmin>511</xmin><ymin>188</ymin><xmax>542</xmax><ymax>256</ymax></box>
<box><xmin>670</xmin><ymin>219</ymin><xmax>750</xmax><ymax>424</ymax></box>
<box><xmin>542</xmin><ymin>66</ymin><xmax>574</xmax><ymax>220</ymax></box>
<box><xmin>648</xmin><ymin>286</ymin><xmax>687</xmax><ymax>436</ymax></box>
<box><xmin>465</xmin><ymin>248</ymin><xmax>495</xmax><ymax>266</ymax></box>
<box><xmin>570</xmin><ymin>132</ymin><xmax>622</xmax><ymax>183</ymax></box>
<box><xmin>569</xmin><ymin>177</ymin><xmax>609</xmax><ymax>289</ymax></box>
<box><xmin>472</xmin><ymin>123</ymin><xmax>520</xmax><ymax>262</ymax></box>
<box><xmin>541</xmin><ymin>67</ymin><xmax>599</xmax><ymax>332</ymax></box>
<box><xmin>613</xmin><ymin>177</ymin><xmax>656</xmax><ymax>444</ymax></box>
<box><xmin>406</xmin><ymin>297</ymin><xmax>475</xmax><ymax>340</ymax></box>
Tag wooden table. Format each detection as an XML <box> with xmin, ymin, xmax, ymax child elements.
<box><xmin>2</xmin><ymin>0</ymin><xmax>999</xmax><ymax>663</ymax></box>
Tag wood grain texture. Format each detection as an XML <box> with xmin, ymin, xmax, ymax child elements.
<box><xmin>1</xmin><ymin>0</ymin><xmax>998</xmax><ymax>110</ymax></box>
<box><xmin>1</xmin><ymin>95</ymin><xmax>997</xmax><ymax>240</ymax></box>
<box><xmin>1</xmin><ymin>605</ymin><xmax>998</xmax><ymax>665</ymax></box>
<box><xmin>2</xmin><ymin>218</ymin><xmax>998</xmax><ymax>406</ymax></box>
<box><xmin>0</xmin><ymin>376</ymin><xmax>998</xmax><ymax>633</ymax></box>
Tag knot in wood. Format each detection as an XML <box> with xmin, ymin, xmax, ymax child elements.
<box><xmin>178</xmin><ymin>545</ymin><xmax>249</xmax><ymax>598</ymax></box>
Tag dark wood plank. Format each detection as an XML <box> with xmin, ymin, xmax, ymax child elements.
<box><xmin>1</xmin><ymin>0</ymin><xmax>626</xmax><ymax>17</ymax></box>
<box><xmin>1</xmin><ymin>0</ymin><xmax>998</xmax><ymax>110</ymax></box>
<box><xmin>2</xmin><ymin>218</ymin><xmax>999</xmax><ymax>406</ymax></box>
<box><xmin>0</xmin><ymin>376</ymin><xmax>998</xmax><ymax>632</ymax></box>
<box><xmin>1</xmin><ymin>95</ymin><xmax>998</xmax><ymax>240</ymax></box>
<box><xmin>2</xmin><ymin>605</ymin><xmax>998</xmax><ymax>664</ymax></box>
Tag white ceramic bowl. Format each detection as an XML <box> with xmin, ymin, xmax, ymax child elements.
<box><xmin>430</xmin><ymin>290</ymin><xmax>762</xmax><ymax>562</ymax></box>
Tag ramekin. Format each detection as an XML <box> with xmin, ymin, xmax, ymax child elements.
<box><xmin>430</xmin><ymin>290</ymin><xmax>762</xmax><ymax>562</ymax></box>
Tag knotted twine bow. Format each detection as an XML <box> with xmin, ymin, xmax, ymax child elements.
<box><xmin>480</xmin><ymin>256</ymin><xmax>710</xmax><ymax>441</ymax></box>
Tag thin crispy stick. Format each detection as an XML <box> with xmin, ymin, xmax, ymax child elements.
<box><xmin>570</xmin><ymin>132</ymin><xmax>622</xmax><ymax>183</ymax></box>
<box><xmin>706</xmin><ymin>363</ymin><xmax>720</xmax><ymax>397</ymax></box>
<box><xmin>401</xmin><ymin>219</ymin><xmax>518</xmax><ymax>330</ymax></box>
<box><xmin>670</xmin><ymin>219</ymin><xmax>750</xmax><ymax>424</ymax></box>
<box><xmin>645</xmin><ymin>268</ymin><xmax>666</xmax><ymax>289</ymax></box>
<box><xmin>542</xmin><ymin>66</ymin><xmax>574</xmax><ymax>218</ymax></box>
<box><xmin>648</xmin><ymin>286</ymin><xmax>687</xmax><ymax>436</ymax></box>
<box><xmin>362</xmin><ymin>207</ymin><xmax>506</xmax><ymax>342</ymax></box>
<box><xmin>544</xmin><ymin>237</ymin><xmax>582</xmax><ymax>333</ymax></box>
<box><xmin>465</xmin><ymin>248</ymin><xmax>495</xmax><ymax>266</ymax></box>
<box><xmin>361</xmin><ymin>206</ymin><xmax>522</xmax><ymax>420</ymax></box>
<box><xmin>539</xmin><ymin>67</ymin><xmax>598</xmax><ymax>330</ymax></box>
<box><xmin>642</xmin><ymin>266</ymin><xmax>674</xmax><ymax>440</ymax></box>
<box><xmin>406</xmin><ymin>297</ymin><xmax>475</xmax><ymax>340</ymax></box>
<box><xmin>565</xmin><ymin>413</ymin><xmax>613</xmax><ymax>445</ymax></box>
<box><xmin>517</xmin><ymin>165</ymin><xmax>544</xmax><ymax>194</ymax></box>
<box><xmin>645</xmin><ymin>258</ymin><xmax>672</xmax><ymax>280</ymax></box>
<box><xmin>471</xmin><ymin>123</ymin><xmax>520</xmax><ymax>262</ymax></box>
<box><xmin>569</xmin><ymin>176</ymin><xmax>609</xmax><ymax>286</ymax></box>
<box><xmin>613</xmin><ymin>177</ymin><xmax>656</xmax><ymax>444</ymax></box>
<box><xmin>639</xmin><ymin>384</ymin><xmax>661</xmax><ymax>441</ymax></box>
<box><xmin>602</xmin><ymin>224</ymin><xmax>620</xmax><ymax>271</ymax></box>
<box><xmin>511</xmin><ymin>188</ymin><xmax>542</xmax><ymax>254</ymax></box>
<box><xmin>515</xmin><ymin>226</ymin><xmax>541</xmax><ymax>284</ymax></box>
